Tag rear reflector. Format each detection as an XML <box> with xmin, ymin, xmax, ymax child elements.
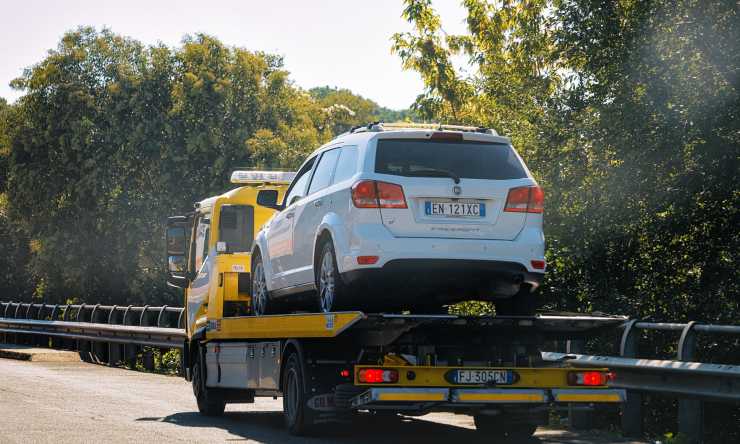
<box><xmin>567</xmin><ymin>371</ymin><xmax>612</xmax><ymax>386</ymax></box>
<box><xmin>531</xmin><ymin>260</ymin><xmax>545</xmax><ymax>270</ymax></box>
<box><xmin>504</xmin><ymin>186</ymin><xmax>544</xmax><ymax>214</ymax></box>
<box><xmin>357</xmin><ymin>256</ymin><xmax>379</xmax><ymax>265</ymax></box>
<box><xmin>352</xmin><ymin>180</ymin><xmax>407</xmax><ymax>209</ymax></box>
<box><xmin>358</xmin><ymin>368</ymin><xmax>399</xmax><ymax>384</ymax></box>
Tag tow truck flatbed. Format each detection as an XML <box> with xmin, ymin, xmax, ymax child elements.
<box><xmin>184</xmin><ymin>311</ymin><xmax>627</xmax><ymax>436</ymax></box>
<box><xmin>204</xmin><ymin>311</ymin><xmax>627</xmax><ymax>341</ymax></box>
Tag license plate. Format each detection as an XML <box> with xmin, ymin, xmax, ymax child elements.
<box><xmin>446</xmin><ymin>369</ymin><xmax>516</xmax><ymax>385</ymax></box>
<box><xmin>425</xmin><ymin>201</ymin><xmax>485</xmax><ymax>217</ymax></box>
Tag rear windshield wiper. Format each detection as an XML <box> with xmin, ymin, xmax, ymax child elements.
<box><xmin>405</xmin><ymin>168</ymin><xmax>461</xmax><ymax>184</ymax></box>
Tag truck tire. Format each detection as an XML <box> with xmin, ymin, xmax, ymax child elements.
<box><xmin>315</xmin><ymin>240</ymin><xmax>348</xmax><ymax>313</ymax></box>
<box><xmin>283</xmin><ymin>352</ymin><xmax>312</xmax><ymax>435</ymax></box>
<box><xmin>192</xmin><ymin>346</ymin><xmax>226</xmax><ymax>416</ymax></box>
<box><xmin>251</xmin><ymin>252</ymin><xmax>274</xmax><ymax>316</ymax></box>
<box><xmin>473</xmin><ymin>414</ymin><xmax>537</xmax><ymax>441</ymax></box>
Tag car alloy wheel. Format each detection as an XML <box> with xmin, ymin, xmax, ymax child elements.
<box><xmin>318</xmin><ymin>249</ymin><xmax>335</xmax><ymax>313</ymax></box>
<box><xmin>252</xmin><ymin>260</ymin><xmax>268</xmax><ymax>315</ymax></box>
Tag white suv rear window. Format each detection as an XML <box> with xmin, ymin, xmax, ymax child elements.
<box><xmin>374</xmin><ymin>139</ymin><xmax>527</xmax><ymax>180</ymax></box>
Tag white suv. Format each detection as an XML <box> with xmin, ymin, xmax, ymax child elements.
<box><xmin>251</xmin><ymin>123</ymin><xmax>545</xmax><ymax>316</ymax></box>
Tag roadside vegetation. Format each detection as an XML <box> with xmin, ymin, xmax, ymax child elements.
<box><xmin>0</xmin><ymin>0</ymin><xmax>737</xmax><ymax>441</ymax></box>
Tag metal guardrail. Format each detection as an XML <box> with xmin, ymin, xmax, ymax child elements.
<box><xmin>548</xmin><ymin>319</ymin><xmax>740</xmax><ymax>443</ymax></box>
<box><xmin>0</xmin><ymin>302</ymin><xmax>184</xmax><ymax>328</ymax></box>
<box><xmin>0</xmin><ymin>301</ymin><xmax>185</xmax><ymax>370</ymax></box>
<box><xmin>542</xmin><ymin>352</ymin><xmax>740</xmax><ymax>400</ymax></box>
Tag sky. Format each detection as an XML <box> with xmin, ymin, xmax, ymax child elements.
<box><xmin>0</xmin><ymin>0</ymin><xmax>469</xmax><ymax>110</ymax></box>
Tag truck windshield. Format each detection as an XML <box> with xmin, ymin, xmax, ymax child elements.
<box><xmin>374</xmin><ymin>139</ymin><xmax>527</xmax><ymax>180</ymax></box>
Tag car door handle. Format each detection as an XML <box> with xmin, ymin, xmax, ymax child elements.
<box><xmin>285</xmin><ymin>212</ymin><xmax>294</xmax><ymax>219</ymax></box>
<box><xmin>314</xmin><ymin>200</ymin><xmax>323</xmax><ymax>208</ymax></box>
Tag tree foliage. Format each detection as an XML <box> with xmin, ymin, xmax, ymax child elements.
<box><xmin>394</xmin><ymin>0</ymin><xmax>738</xmax><ymax>323</ymax></box>
<box><xmin>0</xmin><ymin>29</ymin><xmax>341</xmax><ymax>304</ymax></box>
<box><xmin>395</xmin><ymin>0</ymin><xmax>738</xmax><ymax>440</ymax></box>
<box><xmin>309</xmin><ymin>86</ymin><xmax>417</xmax><ymax>135</ymax></box>
<box><xmin>0</xmin><ymin>28</ymin><xmax>416</xmax><ymax>306</ymax></box>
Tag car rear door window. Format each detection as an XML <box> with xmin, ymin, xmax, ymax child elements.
<box><xmin>308</xmin><ymin>148</ymin><xmax>340</xmax><ymax>195</ymax></box>
<box><xmin>331</xmin><ymin>146</ymin><xmax>358</xmax><ymax>185</ymax></box>
<box><xmin>375</xmin><ymin>139</ymin><xmax>527</xmax><ymax>180</ymax></box>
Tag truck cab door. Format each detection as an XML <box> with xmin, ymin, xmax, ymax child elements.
<box><xmin>187</xmin><ymin>212</ymin><xmax>211</xmax><ymax>332</ymax></box>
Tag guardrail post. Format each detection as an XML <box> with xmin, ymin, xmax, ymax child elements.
<box><xmin>76</xmin><ymin>304</ymin><xmax>92</xmax><ymax>361</ymax></box>
<box><xmin>0</xmin><ymin>302</ymin><xmax>6</xmax><ymax>344</ymax></box>
<box><xmin>677</xmin><ymin>322</ymin><xmax>703</xmax><ymax>444</ymax></box>
<box><xmin>49</xmin><ymin>305</ymin><xmax>61</xmax><ymax>348</ymax></box>
<box><xmin>90</xmin><ymin>304</ymin><xmax>108</xmax><ymax>364</ymax></box>
<box><xmin>35</xmin><ymin>304</ymin><xmax>48</xmax><ymax>347</ymax></box>
<box><xmin>107</xmin><ymin>306</ymin><xmax>123</xmax><ymax>367</ymax></box>
<box><xmin>619</xmin><ymin>319</ymin><xmax>643</xmax><ymax>437</ymax></box>
<box><xmin>566</xmin><ymin>339</ymin><xmax>593</xmax><ymax>429</ymax></box>
<box><xmin>140</xmin><ymin>306</ymin><xmax>155</xmax><ymax>371</ymax></box>
<box><xmin>122</xmin><ymin>306</ymin><xmax>138</xmax><ymax>368</ymax></box>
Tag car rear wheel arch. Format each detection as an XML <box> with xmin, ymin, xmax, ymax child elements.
<box><xmin>313</xmin><ymin>230</ymin><xmax>333</xmax><ymax>277</ymax></box>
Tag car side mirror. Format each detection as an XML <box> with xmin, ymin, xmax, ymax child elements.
<box><xmin>257</xmin><ymin>189</ymin><xmax>282</xmax><ymax>210</ymax></box>
<box><xmin>166</xmin><ymin>216</ymin><xmax>189</xmax><ymax>289</ymax></box>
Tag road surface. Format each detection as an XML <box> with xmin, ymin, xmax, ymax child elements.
<box><xmin>0</xmin><ymin>358</ymin><xmax>645</xmax><ymax>443</ymax></box>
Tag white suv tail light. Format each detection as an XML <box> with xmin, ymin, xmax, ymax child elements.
<box><xmin>504</xmin><ymin>186</ymin><xmax>544</xmax><ymax>214</ymax></box>
<box><xmin>352</xmin><ymin>180</ymin><xmax>407</xmax><ymax>209</ymax></box>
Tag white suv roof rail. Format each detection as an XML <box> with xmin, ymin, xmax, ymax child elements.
<box><xmin>348</xmin><ymin>122</ymin><xmax>498</xmax><ymax>136</ymax></box>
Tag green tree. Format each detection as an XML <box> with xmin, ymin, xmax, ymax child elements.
<box><xmin>310</xmin><ymin>86</ymin><xmax>417</xmax><ymax>134</ymax></box>
<box><xmin>4</xmin><ymin>28</ymin><xmax>328</xmax><ymax>305</ymax></box>
<box><xmin>395</xmin><ymin>1</ymin><xmax>739</xmax><ymax>439</ymax></box>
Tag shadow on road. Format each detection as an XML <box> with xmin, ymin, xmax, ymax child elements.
<box><xmin>137</xmin><ymin>410</ymin><xmax>542</xmax><ymax>444</ymax></box>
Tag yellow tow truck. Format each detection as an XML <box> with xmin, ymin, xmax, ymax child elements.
<box><xmin>165</xmin><ymin>170</ymin><xmax>625</xmax><ymax>438</ymax></box>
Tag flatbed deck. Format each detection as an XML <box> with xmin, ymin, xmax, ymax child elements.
<box><xmin>205</xmin><ymin>311</ymin><xmax>627</xmax><ymax>342</ymax></box>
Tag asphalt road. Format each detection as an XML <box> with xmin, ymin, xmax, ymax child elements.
<box><xmin>0</xmin><ymin>358</ymin><xmax>645</xmax><ymax>444</ymax></box>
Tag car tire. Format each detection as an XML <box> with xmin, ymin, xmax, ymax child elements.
<box><xmin>251</xmin><ymin>252</ymin><xmax>274</xmax><ymax>316</ymax></box>
<box><xmin>192</xmin><ymin>345</ymin><xmax>226</xmax><ymax>416</ymax></box>
<box><xmin>496</xmin><ymin>285</ymin><xmax>537</xmax><ymax>316</ymax></box>
<box><xmin>315</xmin><ymin>240</ymin><xmax>348</xmax><ymax>313</ymax></box>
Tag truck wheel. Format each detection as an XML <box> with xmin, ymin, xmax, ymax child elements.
<box><xmin>496</xmin><ymin>285</ymin><xmax>537</xmax><ymax>316</ymax></box>
<box><xmin>283</xmin><ymin>352</ymin><xmax>311</xmax><ymax>435</ymax></box>
<box><xmin>315</xmin><ymin>241</ymin><xmax>347</xmax><ymax>313</ymax></box>
<box><xmin>251</xmin><ymin>252</ymin><xmax>274</xmax><ymax>316</ymax></box>
<box><xmin>473</xmin><ymin>415</ymin><xmax>537</xmax><ymax>440</ymax></box>
<box><xmin>192</xmin><ymin>346</ymin><xmax>226</xmax><ymax>416</ymax></box>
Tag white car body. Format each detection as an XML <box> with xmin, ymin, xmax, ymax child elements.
<box><xmin>252</xmin><ymin>124</ymin><xmax>545</xmax><ymax>312</ymax></box>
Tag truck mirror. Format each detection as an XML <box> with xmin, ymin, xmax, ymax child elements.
<box><xmin>167</xmin><ymin>226</ymin><xmax>186</xmax><ymax>255</ymax></box>
<box><xmin>257</xmin><ymin>189</ymin><xmax>279</xmax><ymax>208</ymax></box>
<box><xmin>166</xmin><ymin>216</ymin><xmax>190</xmax><ymax>289</ymax></box>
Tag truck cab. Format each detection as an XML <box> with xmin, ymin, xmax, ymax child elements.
<box><xmin>165</xmin><ymin>171</ymin><xmax>294</xmax><ymax>340</ymax></box>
